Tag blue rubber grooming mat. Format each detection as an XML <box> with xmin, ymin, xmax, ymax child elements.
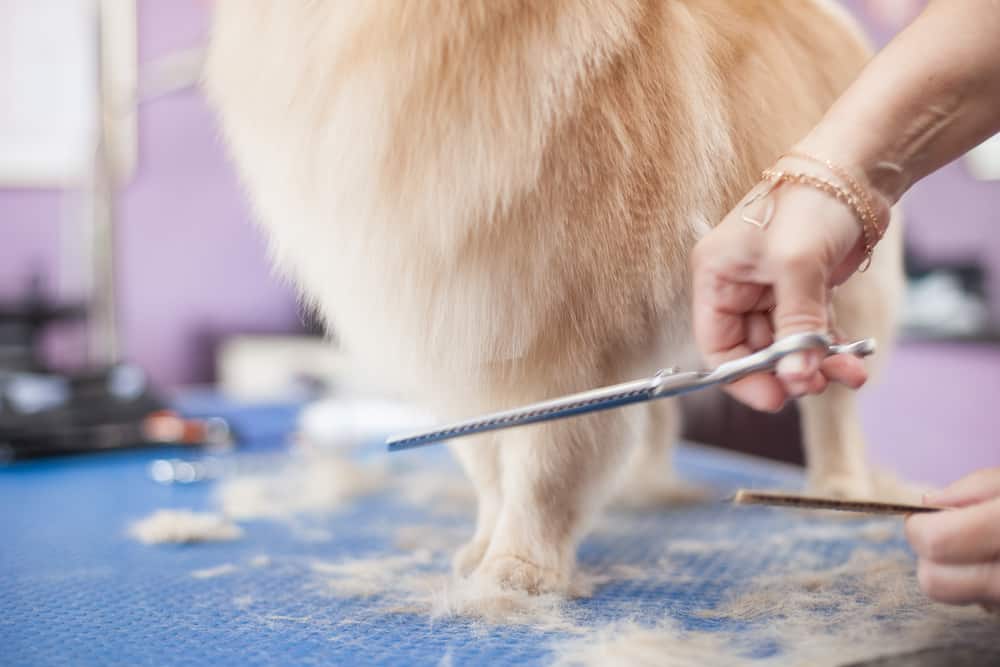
<box><xmin>0</xmin><ymin>397</ymin><xmax>993</xmax><ymax>666</ymax></box>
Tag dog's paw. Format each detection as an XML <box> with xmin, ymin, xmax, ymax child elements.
<box><xmin>475</xmin><ymin>553</ymin><xmax>569</xmax><ymax>594</ymax></box>
<box><xmin>867</xmin><ymin>468</ymin><xmax>929</xmax><ymax>505</ymax></box>
<box><xmin>808</xmin><ymin>468</ymin><xmax>927</xmax><ymax>505</ymax></box>
<box><xmin>808</xmin><ymin>472</ymin><xmax>876</xmax><ymax>500</ymax></box>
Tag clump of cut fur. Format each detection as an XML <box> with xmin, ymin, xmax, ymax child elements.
<box><xmin>129</xmin><ymin>509</ymin><xmax>243</xmax><ymax>545</ymax></box>
<box><xmin>190</xmin><ymin>563</ymin><xmax>240</xmax><ymax>579</ymax></box>
<box><xmin>555</xmin><ymin>549</ymin><xmax>1000</xmax><ymax>666</ymax></box>
<box><xmin>555</xmin><ymin>620</ymin><xmax>751</xmax><ymax>667</ymax></box>
<box><xmin>216</xmin><ymin>455</ymin><xmax>385</xmax><ymax>521</ymax></box>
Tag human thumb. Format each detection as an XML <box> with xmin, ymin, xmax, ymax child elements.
<box><xmin>771</xmin><ymin>257</ymin><xmax>830</xmax><ymax>384</ymax></box>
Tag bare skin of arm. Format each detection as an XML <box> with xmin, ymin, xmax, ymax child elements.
<box><xmin>802</xmin><ymin>0</ymin><xmax>1000</xmax><ymax>203</ymax></box>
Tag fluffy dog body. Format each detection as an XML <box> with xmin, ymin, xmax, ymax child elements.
<box><xmin>206</xmin><ymin>0</ymin><xmax>903</xmax><ymax>592</ymax></box>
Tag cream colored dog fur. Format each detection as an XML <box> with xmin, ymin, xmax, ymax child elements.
<box><xmin>205</xmin><ymin>0</ymin><xmax>904</xmax><ymax>594</ymax></box>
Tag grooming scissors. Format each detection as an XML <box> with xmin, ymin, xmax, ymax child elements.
<box><xmin>386</xmin><ymin>332</ymin><xmax>874</xmax><ymax>452</ymax></box>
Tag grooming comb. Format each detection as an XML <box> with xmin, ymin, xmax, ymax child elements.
<box><xmin>731</xmin><ymin>489</ymin><xmax>944</xmax><ymax>515</ymax></box>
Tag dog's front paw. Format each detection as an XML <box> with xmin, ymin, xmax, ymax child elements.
<box><xmin>808</xmin><ymin>468</ymin><xmax>926</xmax><ymax>505</ymax></box>
<box><xmin>866</xmin><ymin>468</ymin><xmax>928</xmax><ymax>505</ymax></box>
<box><xmin>475</xmin><ymin>553</ymin><xmax>569</xmax><ymax>595</ymax></box>
<box><xmin>808</xmin><ymin>472</ymin><xmax>875</xmax><ymax>500</ymax></box>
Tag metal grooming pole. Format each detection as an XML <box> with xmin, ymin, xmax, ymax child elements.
<box><xmin>79</xmin><ymin>1</ymin><xmax>202</xmax><ymax>367</ymax></box>
<box><xmin>87</xmin><ymin>58</ymin><xmax>119</xmax><ymax>367</ymax></box>
<box><xmin>85</xmin><ymin>0</ymin><xmax>136</xmax><ymax>367</ymax></box>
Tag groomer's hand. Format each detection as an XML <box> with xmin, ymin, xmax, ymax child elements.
<box><xmin>905</xmin><ymin>467</ymin><xmax>1000</xmax><ymax>607</ymax></box>
<box><xmin>691</xmin><ymin>175</ymin><xmax>871</xmax><ymax>412</ymax></box>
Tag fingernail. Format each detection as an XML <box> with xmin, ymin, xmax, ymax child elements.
<box><xmin>777</xmin><ymin>353</ymin><xmax>807</xmax><ymax>378</ymax></box>
<box><xmin>753</xmin><ymin>396</ymin><xmax>786</xmax><ymax>413</ymax></box>
<box><xmin>786</xmin><ymin>384</ymin><xmax>808</xmax><ymax>400</ymax></box>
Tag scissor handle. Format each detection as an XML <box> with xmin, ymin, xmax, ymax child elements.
<box><xmin>700</xmin><ymin>333</ymin><xmax>876</xmax><ymax>386</ymax></box>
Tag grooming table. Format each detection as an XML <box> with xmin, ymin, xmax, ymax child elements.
<box><xmin>1</xmin><ymin>395</ymin><xmax>994</xmax><ymax>666</ymax></box>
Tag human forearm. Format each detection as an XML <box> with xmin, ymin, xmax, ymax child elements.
<box><xmin>798</xmin><ymin>0</ymin><xmax>1000</xmax><ymax>203</ymax></box>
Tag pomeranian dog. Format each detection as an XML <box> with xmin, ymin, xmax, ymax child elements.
<box><xmin>205</xmin><ymin>0</ymin><xmax>903</xmax><ymax>594</ymax></box>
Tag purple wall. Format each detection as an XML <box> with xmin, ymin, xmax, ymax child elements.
<box><xmin>860</xmin><ymin>343</ymin><xmax>1000</xmax><ymax>485</ymax></box>
<box><xmin>843</xmin><ymin>0</ymin><xmax>1000</xmax><ymax>306</ymax></box>
<box><xmin>0</xmin><ymin>0</ymin><xmax>301</xmax><ymax>386</ymax></box>
<box><xmin>838</xmin><ymin>0</ymin><xmax>1000</xmax><ymax>485</ymax></box>
<box><xmin>0</xmin><ymin>190</ymin><xmax>62</xmax><ymax>299</ymax></box>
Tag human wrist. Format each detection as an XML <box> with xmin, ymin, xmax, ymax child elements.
<box><xmin>781</xmin><ymin>145</ymin><xmax>892</xmax><ymax>231</ymax></box>
<box><xmin>767</xmin><ymin>151</ymin><xmax>889</xmax><ymax>270</ymax></box>
<box><xmin>793</xmin><ymin>126</ymin><xmax>905</xmax><ymax>207</ymax></box>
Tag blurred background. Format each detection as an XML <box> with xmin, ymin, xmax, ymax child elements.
<box><xmin>1</xmin><ymin>0</ymin><xmax>998</xmax><ymax>485</ymax></box>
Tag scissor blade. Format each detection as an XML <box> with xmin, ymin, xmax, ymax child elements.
<box><xmin>386</xmin><ymin>371</ymin><xmax>702</xmax><ymax>451</ymax></box>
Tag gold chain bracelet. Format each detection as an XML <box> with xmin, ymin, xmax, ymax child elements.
<box><xmin>758</xmin><ymin>167</ymin><xmax>877</xmax><ymax>271</ymax></box>
<box><xmin>783</xmin><ymin>151</ymin><xmax>887</xmax><ymax>244</ymax></box>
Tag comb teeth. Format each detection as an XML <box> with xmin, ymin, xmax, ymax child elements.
<box><xmin>731</xmin><ymin>489</ymin><xmax>943</xmax><ymax>515</ymax></box>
